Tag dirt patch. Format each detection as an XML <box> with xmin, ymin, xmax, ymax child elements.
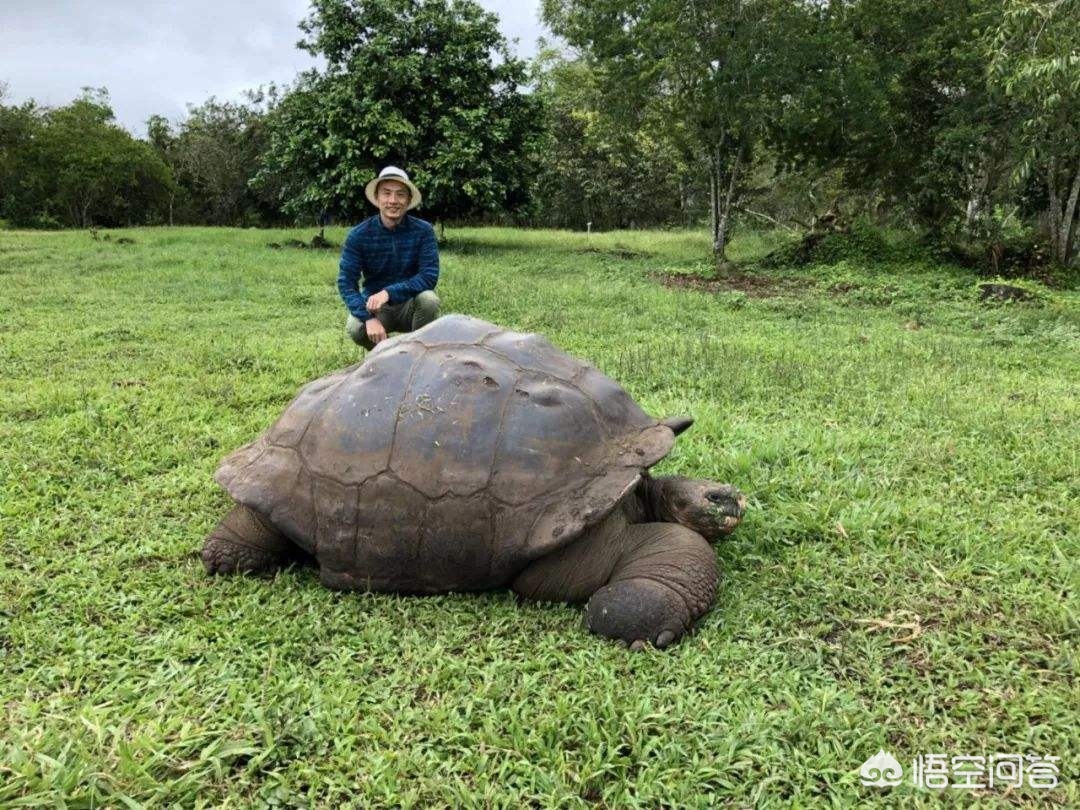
<box><xmin>652</xmin><ymin>271</ymin><xmax>817</xmax><ymax>298</ymax></box>
<box><xmin>978</xmin><ymin>282</ymin><xmax>1037</xmax><ymax>303</ymax></box>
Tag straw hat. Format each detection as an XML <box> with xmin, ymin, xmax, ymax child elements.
<box><xmin>364</xmin><ymin>166</ymin><xmax>422</xmax><ymax>210</ymax></box>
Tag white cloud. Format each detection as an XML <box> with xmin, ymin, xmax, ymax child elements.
<box><xmin>1</xmin><ymin>0</ymin><xmax>545</xmax><ymax>136</ymax></box>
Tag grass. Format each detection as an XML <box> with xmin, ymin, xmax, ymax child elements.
<box><xmin>1</xmin><ymin>224</ymin><xmax>1077</xmax><ymax>807</ymax></box>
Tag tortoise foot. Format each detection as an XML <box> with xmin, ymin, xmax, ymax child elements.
<box><xmin>584</xmin><ymin>578</ymin><xmax>692</xmax><ymax>650</ymax></box>
<box><xmin>201</xmin><ymin>504</ymin><xmax>296</xmax><ymax>576</ymax></box>
<box><xmin>201</xmin><ymin>536</ymin><xmax>286</xmax><ymax>575</ymax></box>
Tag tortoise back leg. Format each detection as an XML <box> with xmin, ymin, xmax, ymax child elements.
<box><xmin>201</xmin><ymin>503</ymin><xmax>299</xmax><ymax>575</ymax></box>
<box><xmin>583</xmin><ymin>523</ymin><xmax>718</xmax><ymax>649</ymax></box>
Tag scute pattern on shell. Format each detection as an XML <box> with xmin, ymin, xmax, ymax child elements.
<box><xmin>215</xmin><ymin>315</ymin><xmax>675</xmax><ymax>593</ymax></box>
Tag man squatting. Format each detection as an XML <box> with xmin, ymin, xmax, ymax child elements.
<box><xmin>338</xmin><ymin>166</ymin><xmax>441</xmax><ymax>349</ymax></box>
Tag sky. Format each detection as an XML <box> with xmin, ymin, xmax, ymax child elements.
<box><xmin>0</xmin><ymin>0</ymin><xmax>547</xmax><ymax>136</ymax></box>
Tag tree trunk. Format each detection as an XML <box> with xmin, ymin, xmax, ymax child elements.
<box><xmin>709</xmin><ymin>146</ymin><xmax>721</xmax><ymax>252</ymax></box>
<box><xmin>1047</xmin><ymin>157</ymin><xmax>1063</xmax><ymax>263</ymax></box>
<box><xmin>72</xmin><ymin>195</ymin><xmax>91</xmax><ymax>229</ymax></box>
<box><xmin>1046</xmin><ymin>157</ymin><xmax>1080</xmax><ymax>265</ymax></box>
<box><xmin>713</xmin><ymin>142</ymin><xmax>744</xmax><ymax>260</ymax></box>
<box><xmin>1060</xmin><ymin>158</ymin><xmax>1080</xmax><ymax>265</ymax></box>
<box><xmin>964</xmin><ymin>158</ymin><xmax>991</xmax><ymax>237</ymax></box>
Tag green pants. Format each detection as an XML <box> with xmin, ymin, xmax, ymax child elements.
<box><xmin>346</xmin><ymin>290</ymin><xmax>441</xmax><ymax>350</ymax></box>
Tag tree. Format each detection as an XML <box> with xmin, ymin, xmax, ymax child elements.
<box><xmin>177</xmin><ymin>97</ymin><xmax>280</xmax><ymax>225</ymax></box>
<box><xmin>991</xmin><ymin>0</ymin><xmax>1080</xmax><ymax>265</ymax></box>
<box><xmin>147</xmin><ymin>92</ymin><xmax>284</xmax><ymax>226</ymax></box>
<box><xmin>0</xmin><ymin>87</ymin><xmax>44</xmax><ymax>223</ymax></box>
<box><xmin>3</xmin><ymin>89</ymin><xmax>174</xmax><ymax>228</ymax></box>
<box><xmin>146</xmin><ymin>114</ymin><xmax>181</xmax><ymax>225</ymax></box>
<box><xmin>542</xmin><ymin>0</ymin><xmax>824</xmax><ymax>259</ymax></box>
<box><xmin>529</xmin><ymin>47</ymin><xmax>701</xmax><ymax>229</ymax></box>
<box><xmin>770</xmin><ymin>0</ymin><xmax>1020</xmax><ymax>241</ymax></box>
<box><xmin>257</xmin><ymin>0</ymin><xmax>544</xmax><ymax>224</ymax></box>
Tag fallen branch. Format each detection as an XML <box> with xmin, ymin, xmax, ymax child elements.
<box><xmin>736</xmin><ymin>206</ymin><xmax>801</xmax><ymax>233</ymax></box>
<box><xmin>853</xmin><ymin>610</ymin><xmax>923</xmax><ymax>644</ymax></box>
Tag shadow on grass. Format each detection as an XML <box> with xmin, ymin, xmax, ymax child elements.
<box><xmin>437</xmin><ymin>235</ymin><xmax>528</xmax><ymax>258</ymax></box>
<box><xmin>439</xmin><ymin>234</ymin><xmax>657</xmax><ymax>262</ymax></box>
<box><xmin>576</xmin><ymin>245</ymin><xmax>656</xmax><ymax>260</ymax></box>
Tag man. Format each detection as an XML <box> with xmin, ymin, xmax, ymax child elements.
<box><xmin>337</xmin><ymin>166</ymin><xmax>441</xmax><ymax>350</ymax></box>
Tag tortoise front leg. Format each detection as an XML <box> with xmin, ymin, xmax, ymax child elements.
<box><xmin>512</xmin><ymin>516</ymin><xmax>719</xmax><ymax>649</ymax></box>
<box><xmin>584</xmin><ymin>524</ymin><xmax>718</xmax><ymax>649</ymax></box>
<box><xmin>201</xmin><ymin>504</ymin><xmax>298</xmax><ymax>575</ymax></box>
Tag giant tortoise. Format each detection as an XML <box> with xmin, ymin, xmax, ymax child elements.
<box><xmin>202</xmin><ymin>315</ymin><xmax>746</xmax><ymax>649</ymax></box>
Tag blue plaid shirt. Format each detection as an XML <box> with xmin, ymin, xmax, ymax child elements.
<box><xmin>337</xmin><ymin>214</ymin><xmax>440</xmax><ymax>321</ymax></box>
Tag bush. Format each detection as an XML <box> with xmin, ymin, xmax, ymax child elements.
<box><xmin>758</xmin><ymin>222</ymin><xmax>890</xmax><ymax>267</ymax></box>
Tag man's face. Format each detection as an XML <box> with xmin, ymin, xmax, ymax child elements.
<box><xmin>376</xmin><ymin>179</ymin><xmax>410</xmax><ymax>225</ymax></box>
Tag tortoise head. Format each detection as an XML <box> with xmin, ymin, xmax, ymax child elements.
<box><xmin>654</xmin><ymin>416</ymin><xmax>745</xmax><ymax>541</ymax></box>
<box><xmin>656</xmin><ymin>478</ymin><xmax>747</xmax><ymax>542</ymax></box>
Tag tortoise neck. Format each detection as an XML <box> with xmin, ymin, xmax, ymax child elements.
<box><xmin>637</xmin><ymin>475</ymin><xmax>672</xmax><ymax>523</ymax></box>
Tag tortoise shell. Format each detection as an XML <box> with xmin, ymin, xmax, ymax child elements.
<box><xmin>215</xmin><ymin>315</ymin><xmax>675</xmax><ymax>593</ymax></box>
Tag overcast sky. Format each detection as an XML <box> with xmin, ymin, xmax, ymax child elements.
<box><xmin>1</xmin><ymin>0</ymin><xmax>547</xmax><ymax>136</ymax></box>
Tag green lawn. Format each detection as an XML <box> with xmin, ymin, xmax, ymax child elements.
<box><xmin>1</xmin><ymin>225</ymin><xmax>1077</xmax><ymax>807</ymax></box>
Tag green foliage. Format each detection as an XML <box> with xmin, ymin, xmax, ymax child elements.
<box><xmin>0</xmin><ymin>90</ymin><xmax>41</xmax><ymax>215</ymax></box>
<box><xmin>542</xmin><ymin>0</ymin><xmax>827</xmax><ymax>255</ymax></box>
<box><xmin>774</xmin><ymin>0</ymin><xmax>1077</xmax><ymax>266</ymax></box>
<box><xmin>758</xmin><ymin>223</ymin><xmax>893</xmax><ymax>268</ymax></box>
<box><xmin>256</xmin><ymin>0</ymin><xmax>544</xmax><ymax>222</ymax></box>
<box><xmin>0</xmin><ymin>89</ymin><xmax>174</xmax><ymax>228</ymax></box>
<box><xmin>0</xmin><ymin>1</ymin><xmax>1075</xmax><ymax>254</ymax></box>
<box><xmin>990</xmin><ymin>0</ymin><xmax>1080</xmax><ymax>265</ymax></box>
<box><xmin>778</xmin><ymin>1</ymin><xmax>1011</xmax><ymax>235</ymax></box>
<box><xmin>1</xmin><ymin>226</ymin><xmax>1077</xmax><ymax>805</ymax></box>
<box><xmin>991</xmin><ymin>0</ymin><xmax>1080</xmax><ymax>172</ymax></box>
<box><xmin>149</xmin><ymin>94</ymin><xmax>284</xmax><ymax>226</ymax></box>
<box><xmin>528</xmin><ymin>48</ymin><xmax>703</xmax><ymax>229</ymax></box>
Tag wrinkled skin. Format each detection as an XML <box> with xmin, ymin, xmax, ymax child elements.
<box><xmin>510</xmin><ymin>474</ymin><xmax>745</xmax><ymax>649</ymax></box>
<box><xmin>637</xmin><ymin>476</ymin><xmax>747</xmax><ymax>541</ymax></box>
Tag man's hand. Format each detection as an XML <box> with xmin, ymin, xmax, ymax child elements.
<box><xmin>365</xmin><ymin>317</ymin><xmax>387</xmax><ymax>345</ymax></box>
<box><xmin>366</xmin><ymin>290</ymin><xmax>390</xmax><ymax>313</ymax></box>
